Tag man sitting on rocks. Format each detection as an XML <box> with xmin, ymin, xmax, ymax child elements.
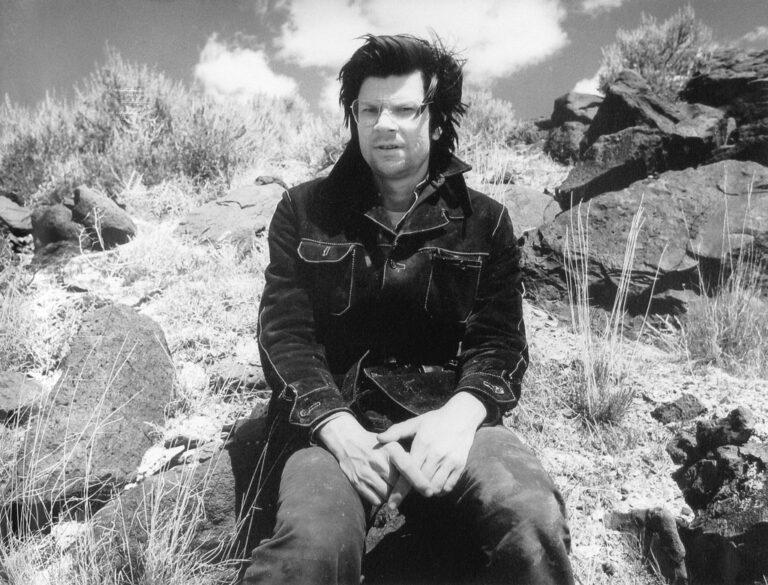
<box><xmin>241</xmin><ymin>33</ymin><xmax>574</xmax><ymax>585</ymax></box>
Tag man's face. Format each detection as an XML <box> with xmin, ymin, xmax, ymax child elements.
<box><xmin>355</xmin><ymin>71</ymin><xmax>434</xmax><ymax>188</ymax></box>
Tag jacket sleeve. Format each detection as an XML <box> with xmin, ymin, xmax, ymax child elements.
<box><xmin>257</xmin><ymin>191</ymin><xmax>354</xmax><ymax>433</ymax></box>
<box><xmin>454</xmin><ymin>206</ymin><xmax>528</xmax><ymax>423</ymax></box>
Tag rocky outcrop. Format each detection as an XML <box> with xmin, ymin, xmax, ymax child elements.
<box><xmin>4</xmin><ymin>303</ymin><xmax>174</xmax><ymax>532</ymax></box>
<box><xmin>667</xmin><ymin>408</ymin><xmax>768</xmax><ymax>584</ymax></box>
<box><xmin>175</xmin><ymin>180</ymin><xmax>286</xmax><ymax>250</ymax></box>
<box><xmin>523</xmin><ymin>159</ymin><xmax>768</xmax><ymax>312</ymax></box>
<box><xmin>555</xmin><ymin>71</ymin><xmax>727</xmax><ymax>208</ymax></box>
<box><xmin>681</xmin><ymin>48</ymin><xmax>768</xmax><ymax>165</ymax></box>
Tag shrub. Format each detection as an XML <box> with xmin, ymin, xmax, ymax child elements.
<box><xmin>598</xmin><ymin>6</ymin><xmax>714</xmax><ymax>101</ymax></box>
<box><xmin>0</xmin><ymin>49</ymin><xmax>327</xmax><ymax>208</ymax></box>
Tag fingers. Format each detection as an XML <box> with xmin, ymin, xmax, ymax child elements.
<box><xmin>386</xmin><ymin>443</ymin><xmax>432</xmax><ymax>497</ymax></box>
<box><xmin>377</xmin><ymin>418</ymin><xmax>419</xmax><ymax>444</ymax></box>
<box><xmin>387</xmin><ymin>474</ymin><xmax>412</xmax><ymax>509</ymax></box>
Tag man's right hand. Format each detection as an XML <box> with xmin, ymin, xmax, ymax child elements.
<box><xmin>317</xmin><ymin>413</ymin><xmax>430</xmax><ymax>506</ymax></box>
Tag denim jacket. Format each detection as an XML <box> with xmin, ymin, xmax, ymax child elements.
<box><xmin>257</xmin><ymin>143</ymin><xmax>528</xmax><ymax>437</ymax></box>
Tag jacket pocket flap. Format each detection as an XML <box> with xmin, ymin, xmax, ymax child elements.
<box><xmin>298</xmin><ymin>240</ymin><xmax>356</xmax><ymax>263</ymax></box>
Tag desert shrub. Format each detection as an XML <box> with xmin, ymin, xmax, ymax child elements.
<box><xmin>459</xmin><ymin>87</ymin><xmax>524</xmax><ymax>152</ymax></box>
<box><xmin>680</xmin><ymin>256</ymin><xmax>768</xmax><ymax>377</ymax></box>
<box><xmin>0</xmin><ymin>49</ymin><xmax>319</xmax><ymax>208</ymax></box>
<box><xmin>598</xmin><ymin>6</ymin><xmax>714</xmax><ymax>101</ymax></box>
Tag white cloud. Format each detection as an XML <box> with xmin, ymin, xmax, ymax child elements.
<box><xmin>741</xmin><ymin>26</ymin><xmax>768</xmax><ymax>44</ymax></box>
<box><xmin>572</xmin><ymin>71</ymin><xmax>602</xmax><ymax>95</ymax></box>
<box><xmin>275</xmin><ymin>0</ymin><xmax>569</xmax><ymax>84</ymax></box>
<box><xmin>580</xmin><ymin>0</ymin><xmax>626</xmax><ymax>15</ymax></box>
<box><xmin>194</xmin><ymin>35</ymin><xmax>298</xmax><ymax>102</ymax></box>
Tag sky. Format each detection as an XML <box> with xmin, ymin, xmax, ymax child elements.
<box><xmin>0</xmin><ymin>0</ymin><xmax>766</xmax><ymax>121</ymax></box>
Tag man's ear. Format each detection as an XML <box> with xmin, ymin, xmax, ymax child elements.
<box><xmin>431</xmin><ymin>127</ymin><xmax>442</xmax><ymax>141</ymax></box>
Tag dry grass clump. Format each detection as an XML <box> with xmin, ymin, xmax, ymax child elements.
<box><xmin>561</xmin><ymin>203</ymin><xmax>646</xmax><ymax>426</ymax></box>
<box><xmin>680</xmin><ymin>257</ymin><xmax>768</xmax><ymax>377</ymax></box>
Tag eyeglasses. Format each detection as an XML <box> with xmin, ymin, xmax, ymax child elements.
<box><xmin>351</xmin><ymin>99</ymin><xmax>431</xmax><ymax>127</ymax></box>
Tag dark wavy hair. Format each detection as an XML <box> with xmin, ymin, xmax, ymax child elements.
<box><xmin>338</xmin><ymin>34</ymin><xmax>467</xmax><ymax>173</ymax></box>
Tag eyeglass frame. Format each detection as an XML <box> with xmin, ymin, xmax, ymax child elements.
<box><xmin>350</xmin><ymin>98</ymin><xmax>433</xmax><ymax>127</ymax></box>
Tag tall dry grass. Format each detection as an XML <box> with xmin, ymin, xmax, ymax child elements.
<box><xmin>562</xmin><ymin>202</ymin><xmax>648</xmax><ymax>426</ymax></box>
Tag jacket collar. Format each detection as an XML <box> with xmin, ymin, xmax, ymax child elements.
<box><xmin>319</xmin><ymin>141</ymin><xmax>474</xmax><ymax>234</ymax></box>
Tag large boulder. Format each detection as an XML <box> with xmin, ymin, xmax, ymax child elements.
<box><xmin>4</xmin><ymin>303</ymin><xmax>174</xmax><ymax>530</ymax></box>
<box><xmin>556</xmin><ymin>71</ymin><xmax>727</xmax><ymax>208</ymax></box>
<box><xmin>175</xmin><ymin>182</ymin><xmax>285</xmax><ymax>250</ymax></box>
<box><xmin>668</xmin><ymin>408</ymin><xmax>768</xmax><ymax>584</ymax></box>
<box><xmin>682</xmin><ymin>48</ymin><xmax>768</xmax><ymax>165</ymax></box>
<box><xmin>0</xmin><ymin>196</ymin><xmax>32</xmax><ymax>235</ymax></box>
<box><xmin>524</xmin><ymin>159</ymin><xmax>768</xmax><ymax>312</ymax></box>
<box><xmin>69</xmin><ymin>185</ymin><xmax>137</xmax><ymax>250</ymax></box>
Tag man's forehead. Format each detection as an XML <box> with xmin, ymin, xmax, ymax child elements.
<box><xmin>358</xmin><ymin>71</ymin><xmax>425</xmax><ymax>101</ymax></box>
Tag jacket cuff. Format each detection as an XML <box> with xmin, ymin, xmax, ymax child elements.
<box><xmin>454</xmin><ymin>372</ymin><xmax>520</xmax><ymax>424</ymax></box>
<box><xmin>286</xmin><ymin>384</ymin><xmax>350</xmax><ymax>428</ymax></box>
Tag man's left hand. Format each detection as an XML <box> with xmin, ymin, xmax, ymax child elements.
<box><xmin>377</xmin><ymin>391</ymin><xmax>487</xmax><ymax>508</ymax></box>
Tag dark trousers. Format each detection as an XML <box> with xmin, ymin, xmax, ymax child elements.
<box><xmin>239</xmin><ymin>426</ymin><xmax>574</xmax><ymax>585</ymax></box>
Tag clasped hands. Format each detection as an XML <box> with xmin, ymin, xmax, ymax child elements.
<box><xmin>316</xmin><ymin>392</ymin><xmax>487</xmax><ymax>508</ymax></box>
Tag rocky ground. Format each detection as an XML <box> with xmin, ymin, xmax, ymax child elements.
<box><xmin>5</xmin><ymin>221</ymin><xmax>766</xmax><ymax>584</ymax></box>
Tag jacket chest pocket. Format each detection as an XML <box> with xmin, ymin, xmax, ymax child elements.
<box><xmin>424</xmin><ymin>249</ymin><xmax>484</xmax><ymax>323</ymax></box>
<box><xmin>298</xmin><ymin>239</ymin><xmax>359</xmax><ymax>316</ymax></box>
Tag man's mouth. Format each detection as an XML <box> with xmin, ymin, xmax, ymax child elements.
<box><xmin>376</xmin><ymin>145</ymin><xmax>400</xmax><ymax>150</ymax></box>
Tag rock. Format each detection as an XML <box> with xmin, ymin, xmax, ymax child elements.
<box><xmin>555</xmin><ymin>126</ymin><xmax>665</xmax><ymax>207</ymax></box>
<box><xmin>501</xmin><ymin>185</ymin><xmax>560</xmax><ymax>235</ymax></box>
<box><xmin>93</xmin><ymin>447</ymin><xmax>240</xmax><ymax>581</ymax></box>
<box><xmin>682</xmin><ymin>48</ymin><xmax>768</xmax><ymax>124</ymax></box>
<box><xmin>175</xmin><ymin>183</ymin><xmax>285</xmax><ymax>250</ymax></box>
<box><xmin>545</xmin><ymin>121</ymin><xmax>587</xmax><ymax>163</ymax></box>
<box><xmin>0</xmin><ymin>196</ymin><xmax>32</xmax><ymax>235</ymax></box>
<box><xmin>524</xmin><ymin>160</ymin><xmax>768</xmax><ymax>312</ymax></box>
<box><xmin>0</xmin><ymin>371</ymin><xmax>43</xmax><ymax>425</ymax></box>
<box><xmin>696</xmin><ymin>407</ymin><xmax>755</xmax><ymax>453</ymax></box>
<box><xmin>681</xmin><ymin>48</ymin><xmax>768</xmax><ymax>166</ymax></box>
<box><xmin>4</xmin><ymin>303</ymin><xmax>174</xmax><ymax>526</ymax></box>
<box><xmin>669</xmin><ymin>407</ymin><xmax>768</xmax><ymax>583</ymax></box>
<box><xmin>550</xmin><ymin>92</ymin><xmax>604</xmax><ymax>126</ymax></box>
<box><xmin>556</xmin><ymin>70</ymin><xmax>728</xmax><ymax>207</ymax></box>
<box><xmin>31</xmin><ymin>205</ymin><xmax>86</xmax><ymax>251</ymax></box>
<box><xmin>667</xmin><ymin>431</ymin><xmax>700</xmax><ymax>465</ymax></box>
<box><xmin>606</xmin><ymin>507</ymin><xmax>688</xmax><ymax>584</ymax></box>
<box><xmin>68</xmin><ymin>185</ymin><xmax>137</xmax><ymax>250</ymax></box>
<box><xmin>584</xmin><ymin>70</ymin><xmax>683</xmax><ymax>146</ymax></box>
<box><xmin>652</xmin><ymin>394</ymin><xmax>707</xmax><ymax>425</ymax></box>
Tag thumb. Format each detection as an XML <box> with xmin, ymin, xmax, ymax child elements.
<box><xmin>377</xmin><ymin>418</ymin><xmax>419</xmax><ymax>443</ymax></box>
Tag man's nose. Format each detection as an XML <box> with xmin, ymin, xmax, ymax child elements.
<box><xmin>373</xmin><ymin>106</ymin><xmax>398</xmax><ymax>130</ymax></box>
